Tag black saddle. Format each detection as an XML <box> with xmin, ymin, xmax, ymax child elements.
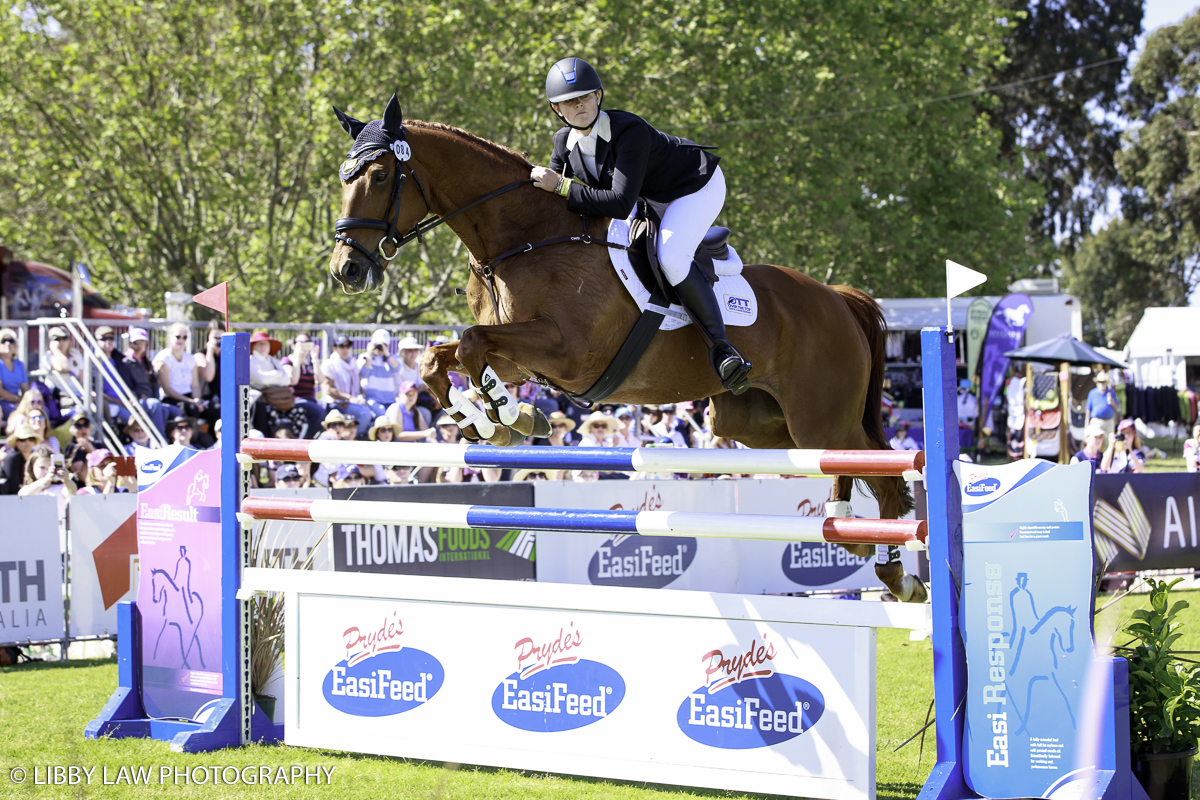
<box><xmin>625</xmin><ymin>203</ymin><xmax>729</xmax><ymax>306</ymax></box>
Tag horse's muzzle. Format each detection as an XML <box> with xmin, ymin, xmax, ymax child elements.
<box><xmin>334</xmin><ymin>256</ymin><xmax>383</xmax><ymax>294</ymax></box>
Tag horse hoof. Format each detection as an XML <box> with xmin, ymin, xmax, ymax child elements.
<box><xmin>509</xmin><ymin>402</ymin><xmax>541</xmax><ymax>437</ymax></box>
<box><xmin>484</xmin><ymin>425</ymin><xmax>522</xmax><ymax>447</ymax></box>
<box><xmin>904</xmin><ymin>576</ymin><xmax>929</xmax><ymax>604</ymax></box>
<box><xmin>530</xmin><ymin>407</ymin><xmax>551</xmax><ymax>438</ymax></box>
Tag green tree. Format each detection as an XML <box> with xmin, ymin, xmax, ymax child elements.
<box><xmin>985</xmin><ymin>0</ymin><xmax>1143</xmax><ymax>250</ymax></box>
<box><xmin>1062</xmin><ymin>9</ymin><xmax>1200</xmax><ymax>346</ymax></box>
<box><xmin>0</xmin><ymin>0</ymin><xmax>1044</xmax><ymax>323</ymax></box>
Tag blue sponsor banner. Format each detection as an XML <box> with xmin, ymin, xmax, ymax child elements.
<box><xmin>323</xmin><ymin>649</ymin><xmax>445</xmax><ymax>717</ymax></box>
<box><xmin>676</xmin><ymin>673</ymin><xmax>825</xmax><ymax>749</ymax></box>
<box><xmin>978</xmin><ymin>293</ymin><xmax>1033</xmax><ymax>428</ymax></box>
<box><xmin>956</xmin><ymin>460</ymin><xmax>1101</xmax><ymax>799</ymax></box>
<box><xmin>779</xmin><ymin>542</ymin><xmax>870</xmax><ymax>586</ymax></box>
<box><xmin>587</xmin><ymin>534</ymin><xmax>697</xmax><ymax>588</ymax></box>
<box><xmin>492</xmin><ymin>660</ymin><xmax>625</xmax><ymax>732</ymax></box>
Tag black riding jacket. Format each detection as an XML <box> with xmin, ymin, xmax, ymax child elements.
<box><xmin>548</xmin><ymin>110</ymin><xmax>720</xmax><ymax>220</ymax></box>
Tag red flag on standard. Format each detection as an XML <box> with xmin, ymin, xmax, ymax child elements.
<box><xmin>192</xmin><ymin>282</ymin><xmax>229</xmax><ymax>330</ymax></box>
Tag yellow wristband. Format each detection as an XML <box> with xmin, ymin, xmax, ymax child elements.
<box><xmin>556</xmin><ymin>177</ymin><xmax>572</xmax><ymax>198</ymax></box>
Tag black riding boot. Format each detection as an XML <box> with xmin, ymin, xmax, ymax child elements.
<box><xmin>672</xmin><ymin>262</ymin><xmax>752</xmax><ymax>394</ymax></box>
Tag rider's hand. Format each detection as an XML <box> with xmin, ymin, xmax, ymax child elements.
<box><xmin>531</xmin><ymin>166</ymin><xmax>561</xmax><ymax>193</ymax></box>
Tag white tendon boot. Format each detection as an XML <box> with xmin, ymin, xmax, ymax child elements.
<box><xmin>445</xmin><ymin>385</ymin><xmax>495</xmax><ymax>440</ymax></box>
<box><xmin>478</xmin><ymin>365</ymin><xmax>519</xmax><ymax>426</ymax></box>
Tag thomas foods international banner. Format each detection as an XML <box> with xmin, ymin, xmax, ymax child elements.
<box><xmin>0</xmin><ymin>496</ymin><xmax>63</xmax><ymax>645</ymax></box>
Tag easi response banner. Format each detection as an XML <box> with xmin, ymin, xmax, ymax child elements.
<box><xmin>955</xmin><ymin>459</ymin><xmax>1099</xmax><ymax>799</ymax></box>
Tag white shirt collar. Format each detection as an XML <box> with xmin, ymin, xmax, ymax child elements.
<box><xmin>566</xmin><ymin>110</ymin><xmax>611</xmax><ymax>151</ymax></box>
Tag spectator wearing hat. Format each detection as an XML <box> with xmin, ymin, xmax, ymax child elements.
<box><xmin>0</xmin><ymin>327</ymin><xmax>29</xmax><ymax>418</ymax></box>
<box><xmin>333</xmin><ymin>464</ymin><xmax>366</xmax><ymax>489</ymax></box>
<box><xmin>1101</xmin><ymin>418</ymin><xmax>1145</xmax><ymax>474</ymax></box>
<box><xmin>385</xmin><ymin>381</ymin><xmax>436</xmax><ymax>442</ymax></box>
<box><xmin>77</xmin><ymin>448</ymin><xmax>130</xmax><ymax>494</ymax></box>
<box><xmin>889</xmin><ymin>421</ymin><xmax>920</xmax><ymax>451</ymax></box>
<box><xmin>528</xmin><ymin>411</ymin><xmax>575</xmax><ymax>478</ymax></box>
<box><xmin>358</xmin><ymin>329</ymin><xmax>402</xmax><ymax>417</ymax></box>
<box><xmin>95</xmin><ymin>324</ymin><xmax>173</xmax><ymax>436</ymax></box>
<box><xmin>274</xmin><ymin>463</ymin><xmax>304</xmax><ymax>489</ymax></box>
<box><xmin>1071</xmin><ymin>419</ymin><xmax>1107</xmax><ymax>470</ymax></box>
<box><xmin>956</xmin><ymin>379</ymin><xmax>979</xmax><ymax>428</ymax></box>
<box><xmin>393</xmin><ymin>335</ymin><xmax>424</xmax><ymax>389</ymax></box>
<box><xmin>310</xmin><ymin>408</ymin><xmax>356</xmax><ymax>486</ymax></box>
<box><xmin>123</xmin><ymin>326</ymin><xmax>167</xmax><ymax>410</ymax></box>
<box><xmin>320</xmin><ymin>334</ymin><xmax>372</xmax><ymax>439</ymax></box>
<box><xmin>154</xmin><ymin>322</ymin><xmax>208</xmax><ymax>419</ymax></box>
<box><xmin>248</xmin><ymin>330</ymin><xmax>320</xmax><ymax>439</ymax></box>
<box><xmin>63</xmin><ymin>414</ymin><xmax>103</xmax><ymax>481</ymax></box>
<box><xmin>43</xmin><ymin>325</ymin><xmax>83</xmax><ymax>378</ymax></box>
<box><xmin>611</xmin><ymin>406</ymin><xmax>642</xmax><ymax>448</ymax></box>
<box><xmin>166</xmin><ymin>415</ymin><xmax>196</xmax><ymax>448</ymax></box>
<box><xmin>121</xmin><ymin>417</ymin><xmax>152</xmax><ymax>456</ymax></box>
<box><xmin>579</xmin><ymin>412</ymin><xmax>628</xmax><ymax>481</ymax></box>
<box><xmin>365</xmin><ymin>415</ymin><xmax>421</xmax><ymax>481</ymax></box>
<box><xmin>653</xmin><ymin>404</ymin><xmax>691</xmax><ymax>448</ymax></box>
<box><xmin>1</xmin><ymin>424</ymin><xmax>42</xmax><ymax>494</ymax></box>
<box><xmin>14</xmin><ymin>396</ymin><xmax>59</xmax><ymax>455</ymax></box>
<box><xmin>1086</xmin><ymin>371</ymin><xmax>1120</xmax><ymax>436</ymax></box>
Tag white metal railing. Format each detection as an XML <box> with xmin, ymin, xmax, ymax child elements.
<box><xmin>31</xmin><ymin>318</ymin><xmax>167</xmax><ymax>451</ymax></box>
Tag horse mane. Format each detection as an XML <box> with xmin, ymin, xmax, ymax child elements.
<box><xmin>406</xmin><ymin>119</ymin><xmax>533</xmax><ymax>170</ymax></box>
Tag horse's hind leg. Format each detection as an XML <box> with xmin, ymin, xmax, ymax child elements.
<box><xmin>841</xmin><ymin>474</ymin><xmax>927</xmax><ymax>603</ymax></box>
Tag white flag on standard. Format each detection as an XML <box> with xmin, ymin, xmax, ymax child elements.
<box><xmin>946</xmin><ymin>260</ymin><xmax>987</xmax><ymax>298</ymax></box>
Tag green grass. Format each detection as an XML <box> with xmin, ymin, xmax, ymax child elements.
<box><xmin>5</xmin><ymin>587</ymin><xmax>1196</xmax><ymax>799</ymax></box>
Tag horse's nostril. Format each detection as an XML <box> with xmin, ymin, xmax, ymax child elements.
<box><xmin>342</xmin><ymin>260</ymin><xmax>363</xmax><ymax>287</ymax></box>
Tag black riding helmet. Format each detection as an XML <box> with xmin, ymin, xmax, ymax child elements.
<box><xmin>546</xmin><ymin>57</ymin><xmax>604</xmax><ymax>129</ymax></box>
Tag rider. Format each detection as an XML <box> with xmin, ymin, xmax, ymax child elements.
<box><xmin>530</xmin><ymin>57</ymin><xmax>752</xmax><ymax>395</ymax></box>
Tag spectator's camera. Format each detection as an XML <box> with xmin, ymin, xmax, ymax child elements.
<box><xmin>1115</xmin><ymin>433</ymin><xmax>1126</xmax><ymax>442</ymax></box>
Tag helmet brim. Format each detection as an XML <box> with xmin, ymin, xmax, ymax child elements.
<box><xmin>548</xmin><ymin>87</ymin><xmax>599</xmax><ymax>104</ymax></box>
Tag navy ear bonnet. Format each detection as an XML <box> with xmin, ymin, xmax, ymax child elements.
<box><xmin>334</xmin><ymin>94</ymin><xmax>411</xmax><ymax>181</ymax></box>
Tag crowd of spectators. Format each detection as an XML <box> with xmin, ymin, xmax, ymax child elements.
<box><xmin>0</xmin><ymin>323</ymin><xmax>736</xmax><ymax>494</ymax></box>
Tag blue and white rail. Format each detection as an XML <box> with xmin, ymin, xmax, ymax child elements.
<box><xmin>239</xmin><ymin>439</ymin><xmax>924</xmax><ymax>479</ymax></box>
<box><xmin>239</xmin><ymin>497</ymin><xmax>927</xmax><ymax>548</ymax></box>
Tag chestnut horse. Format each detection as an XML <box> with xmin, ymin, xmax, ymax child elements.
<box><xmin>328</xmin><ymin>99</ymin><xmax>926</xmax><ymax>602</ymax></box>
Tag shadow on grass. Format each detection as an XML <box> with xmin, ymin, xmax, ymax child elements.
<box><xmin>0</xmin><ymin>656</ymin><xmax>115</xmax><ymax>673</ymax></box>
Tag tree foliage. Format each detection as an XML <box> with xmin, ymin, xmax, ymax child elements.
<box><xmin>0</xmin><ymin>0</ymin><xmax>1042</xmax><ymax>323</ymax></box>
<box><xmin>985</xmin><ymin>0</ymin><xmax>1143</xmax><ymax>250</ymax></box>
<box><xmin>1063</xmin><ymin>9</ymin><xmax>1200</xmax><ymax>346</ymax></box>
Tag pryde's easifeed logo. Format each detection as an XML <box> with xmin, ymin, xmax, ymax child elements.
<box><xmin>587</xmin><ymin>534</ymin><xmax>696</xmax><ymax>588</ymax></box>
<box><xmin>781</xmin><ymin>542</ymin><xmax>869</xmax><ymax>585</ymax></box>
<box><xmin>965</xmin><ymin>477</ymin><xmax>1001</xmax><ymax>497</ymax></box>
<box><xmin>677</xmin><ymin>635</ymin><xmax>825</xmax><ymax>749</ymax></box>
<box><xmin>492</xmin><ymin>622</ymin><xmax>625</xmax><ymax>732</ymax></box>
<box><xmin>322</xmin><ymin>611</ymin><xmax>444</xmax><ymax>717</ymax></box>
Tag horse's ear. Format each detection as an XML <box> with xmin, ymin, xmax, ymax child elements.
<box><xmin>382</xmin><ymin>94</ymin><xmax>404</xmax><ymax>136</ymax></box>
<box><xmin>333</xmin><ymin>105</ymin><xmax>367</xmax><ymax>140</ymax></box>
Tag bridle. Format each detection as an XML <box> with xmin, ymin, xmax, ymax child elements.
<box><xmin>333</xmin><ymin>145</ymin><xmax>532</xmax><ymax>270</ymax></box>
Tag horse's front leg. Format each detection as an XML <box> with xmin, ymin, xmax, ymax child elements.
<box><xmin>455</xmin><ymin>319</ymin><xmax>574</xmax><ymax>445</ymax></box>
<box><xmin>419</xmin><ymin>338</ymin><xmax>548</xmax><ymax>446</ymax></box>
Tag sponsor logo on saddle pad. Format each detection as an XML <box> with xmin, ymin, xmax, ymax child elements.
<box><xmin>677</xmin><ymin>635</ymin><xmax>825</xmax><ymax>748</ymax></box>
<box><xmin>964</xmin><ymin>477</ymin><xmax>1002</xmax><ymax>497</ymax></box>
<box><xmin>780</xmin><ymin>542</ymin><xmax>870</xmax><ymax>586</ymax></box>
<box><xmin>322</xmin><ymin>610</ymin><xmax>445</xmax><ymax>716</ymax></box>
<box><xmin>587</xmin><ymin>534</ymin><xmax>696</xmax><ymax>588</ymax></box>
<box><xmin>492</xmin><ymin>622</ymin><xmax>626</xmax><ymax>731</ymax></box>
<box><xmin>724</xmin><ymin>295</ymin><xmax>753</xmax><ymax>316</ymax></box>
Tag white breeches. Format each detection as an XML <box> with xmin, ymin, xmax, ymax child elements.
<box><xmin>658</xmin><ymin>166</ymin><xmax>726</xmax><ymax>286</ymax></box>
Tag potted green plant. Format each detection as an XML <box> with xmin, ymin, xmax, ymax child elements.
<box><xmin>1116</xmin><ymin>577</ymin><xmax>1200</xmax><ymax>800</ymax></box>
<box><xmin>249</xmin><ymin>520</ymin><xmax>326</xmax><ymax>722</ymax></box>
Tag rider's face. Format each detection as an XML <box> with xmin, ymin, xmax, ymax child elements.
<box><xmin>553</xmin><ymin>91</ymin><xmax>600</xmax><ymax>129</ymax></box>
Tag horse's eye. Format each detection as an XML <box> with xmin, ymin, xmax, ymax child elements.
<box><xmin>373</xmin><ymin>171</ymin><xmax>389</xmax><ymax>183</ymax></box>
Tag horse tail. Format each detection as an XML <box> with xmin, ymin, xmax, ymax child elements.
<box><xmin>831</xmin><ymin>285</ymin><xmax>914</xmax><ymax>517</ymax></box>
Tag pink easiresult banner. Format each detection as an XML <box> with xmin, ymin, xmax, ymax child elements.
<box><xmin>135</xmin><ymin>448</ymin><xmax>224</xmax><ymax>720</ymax></box>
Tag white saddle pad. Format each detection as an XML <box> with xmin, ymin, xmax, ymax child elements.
<box><xmin>607</xmin><ymin>212</ymin><xmax>758</xmax><ymax>331</ymax></box>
